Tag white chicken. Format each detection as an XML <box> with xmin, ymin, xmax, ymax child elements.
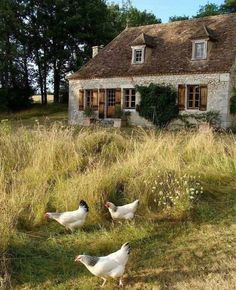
<box><xmin>75</xmin><ymin>242</ymin><xmax>131</xmax><ymax>287</ymax></box>
<box><xmin>105</xmin><ymin>199</ymin><xmax>139</xmax><ymax>220</ymax></box>
<box><xmin>44</xmin><ymin>200</ymin><xmax>89</xmax><ymax>232</ymax></box>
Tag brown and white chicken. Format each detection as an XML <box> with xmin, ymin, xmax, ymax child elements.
<box><xmin>44</xmin><ymin>200</ymin><xmax>89</xmax><ymax>232</ymax></box>
<box><xmin>105</xmin><ymin>199</ymin><xmax>139</xmax><ymax>221</ymax></box>
<box><xmin>75</xmin><ymin>242</ymin><xmax>131</xmax><ymax>287</ymax></box>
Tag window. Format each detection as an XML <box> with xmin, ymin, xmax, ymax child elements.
<box><xmin>178</xmin><ymin>84</ymin><xmax>208</xmax><ymax>111</ymax></box>
<box><xmin>187</xmin><ymin>85</ymin><xmax>200</xmax><ymax>109</ymax></box>
<box><xmin>85</xmin><ymin>90</ymin><xmax>93</xmax><ymax>107</ymax></box>
<box><xmin>134</xmin><ymin>50</ymin><xmax>142</xmax><ymax>62</ymax></box>
<box><xmin>192</xmin><ymin>40</ymin><xmax>207</xmax><ymax>60</ymax></box>
<box><xmin>124</xmin><ymin>89</ymin><xmax>136</xmax><ymax>109</ymax></box>
<box><xmin>132</xmin><ymin>46</ymin><xmax>145</xmax><ymax>64</ymax></box>
<box><xmin>107</xmin><ymin>89</ymin><xmax>115</xmax><ymax>106</ymax></box>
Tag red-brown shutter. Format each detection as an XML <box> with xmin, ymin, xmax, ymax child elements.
<box><xmin>178</xmin><ymin>85</ymin><xmax>186</xmax><ymax>111</ymax></box>
<box><xmin>115</xmin><ymin>88</ymin><xmax>121</xmax><ymax>105</ymax></box>
<box><xmin>200</xmin><ymin>85</ymin><xmax>208</xmax><ymax>111</ymax></box>
<box><xmin>92</xmin><ymin>89</ymin><xmax>98</xmax><ymax>110</ymax></box>
<box><xmin>79</xmin><ymin>90</ymin><xmax>84</xmax><ymax>111</ymax></box>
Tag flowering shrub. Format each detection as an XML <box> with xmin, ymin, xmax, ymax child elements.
<box><xmin>145</xmin><ymin>171</ymin><xmax>203</xmax><ymax>217</ymax></box>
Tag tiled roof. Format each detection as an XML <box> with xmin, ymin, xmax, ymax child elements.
<box><xmin>69</xmin><ymin>13</ymin><xmax>236</xmax><ymax>80</ymax></box>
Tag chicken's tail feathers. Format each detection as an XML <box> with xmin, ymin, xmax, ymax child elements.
<box><xmin>121</xmin><ymin>242</ymin><xmax>131</xmax><ymax>254</ymax></box>
<box><xmin>79</xmin><ymin>200</ymin><xmax>89</xmax><ymax>212</ymax></box>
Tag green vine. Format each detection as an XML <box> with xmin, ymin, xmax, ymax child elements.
<box><xmin>230</xmin><ymin>89</ymin><xmax>236</xmax><ymax>114</ymax></box>
<box><xmin>178</xmin><ymin>111</ymin><xmax>220</xmax><ymax>126</ymax></box>
<box><xmin>136</xmin><ymin>83</ymin><xmax>179</xmax><ymax>127</ymax></box>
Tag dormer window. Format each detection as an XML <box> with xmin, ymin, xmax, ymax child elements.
<box><xmin>132</xmin><ymin>46</ymin><xmax>145</xmax><ymax>64</ymax></box>
<box><xmin>192</xmin><ymin>40</ymin><xmax>207</xmax><ymax>60</ymax></box>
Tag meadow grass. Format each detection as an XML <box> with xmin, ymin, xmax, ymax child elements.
<box><xmin>0</xmin><ymin>120</ymin><xmax>235</xmax><ymax>289</ymax></box>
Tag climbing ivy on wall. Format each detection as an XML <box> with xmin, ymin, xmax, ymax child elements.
<box><xmin>230</xmin><ymin>89</ymin><xmax>236</xmax><ymax>114</ymax></box>
<box><xmin>136</xmin><ymin>83</ymin><xmax>179</xmax><ymax>127</ymax></box>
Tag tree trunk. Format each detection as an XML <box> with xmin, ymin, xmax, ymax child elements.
<box><xmin>42</xmin><ymin>51</ymin><xmax>47</xmax><ymax>104</ymax></box>
<box><xmin>23</xmin><ymin>45</ymin><xmax>30</xmax><ymax>89</ymax></box>
<box><xmin>53</xmin><ymin>61</ymin><xmax>60</xmax><ymax>103</ymax></box>
<box><xmin>35</xmin><ymin>49</ymin><xmax>44</xmax><ymax>104</ymax></box>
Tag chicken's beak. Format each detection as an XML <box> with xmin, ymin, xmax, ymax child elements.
<box><xmin>105</xmin><ymin>203</ymin><xmax>109</xmax><ymax>208</ymax></box>
<box><xmin>74</xmin><ymin>256</ymin><xmax>80</xmax><ymax>263</ymax></box>
<box><xmin>44</xmin><ymin>213</ymin><xmax>49</xmax><ymax>220</ymax></box>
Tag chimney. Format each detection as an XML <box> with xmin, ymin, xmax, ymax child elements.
<box><xmin>92</xmin><ymin>45</ymin><xmax>104</xmax><ymax>58</ymax></box>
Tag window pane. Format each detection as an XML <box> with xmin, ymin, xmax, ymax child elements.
<box><xmin>134</xmin><ymin>49</ymin><xmax>142</xmax><ymax>62</ymax></box>
<box><xmin>123</xmin><ymin>88</ymin><xmax>136</xmax><ymax>108</ymax></box>
<box><xmin>188</xmin><ymin>101</ymin><xmax>193</xmax><ymax>108</ymax></box>
<box><xmin>107</xmin><ymin>89</ymin><xmax>115</xmax><ymax>106</ymax></box>
<box><xmin>86</xmin><ymin>90</ymin><xmax>93</xmax><ymax>107</ymax></box>
<box><xmin>125</xmin><ymin>89</ymin><xmax>129</xmax><ymax>95</ymax></box>
<box><xmin>195</xmin><ymin>42</ymin><xmax>205</xmax><ymax>59</ymax></box>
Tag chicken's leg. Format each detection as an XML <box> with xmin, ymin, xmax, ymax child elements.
<box><xmin>101</xmin><ymin>277</ymin><xmax>107</xmax><ymax>287</ymax></box>
<box><xmin>119</xmin><ymin>278</ymin><xmax>123</xmax><ymax>287</ymax></box>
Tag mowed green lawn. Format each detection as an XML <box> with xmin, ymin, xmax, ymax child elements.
<box><xmin>0</xmin><ymin>104</ymin><xmax>235</xmax><ymax>290</ymax></box>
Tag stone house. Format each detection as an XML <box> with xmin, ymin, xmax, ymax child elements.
<box><xmin>68</xmin><ymin>13</ymin><xmax>236</xmax><ymax>128</ymax></box>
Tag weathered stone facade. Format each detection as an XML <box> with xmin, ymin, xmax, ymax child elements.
<box><xmin>69</xmin><ymin>72</ymin><xmax>232</xmax><ymax>128</ymax></box>
<box><xmin>229</xmin><ymin>59</ymin><xmax>236</xmax><ymax>125</ymax></box>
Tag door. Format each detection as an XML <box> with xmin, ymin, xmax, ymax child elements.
<box><xmin>99</xmin><ymin>89</ymin><xmax>105</xmax><ymax>118</ymax></box>
<box><xmin>107</xmin><ymin>89</ymin><xmax>121</xmax><ymax>118</ymax></box>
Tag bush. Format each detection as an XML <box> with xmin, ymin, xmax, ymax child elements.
<box><xmin>0</xmin><ymin>87</ymin><xmax>33</xmax><ymax>112</ymax></box>
<box><xmin>84</xmin><ymin>106</ymin><xmax>94</xmax><ymax>117</ymax></box>
<box><xmin>230</xmin><ymin>89</ymin><xmax>236</xmax><ymax>114</ymax></box>
<box><xmin>136</xmin><ymin>83</ymin><xmax>179</xmax><ymax>127</ymax></box>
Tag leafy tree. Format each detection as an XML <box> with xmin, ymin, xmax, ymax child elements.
<box><xmin>107</xmin><ymin>1</ymin><xmax>161</xmax><ymax>36</ymax></box>
<box><xmin>0</xmin><ymin>0</ymin><xmax>34</xmax><ymax>109</ymax></box>
<box><xmin>222</xmin><ymin>0</ymin><xmax>236</xmax><ymax>13</ymax></box>
<box><xmin>0</xmin><ymin>0</ymin><xmax>161</xmax><ymax>107</ymax></box>
<box><xmin>195</xmin><ymin>3</ymin><xmax>222</xmax><ymax>18</ymax></box>
<box><xmin>169</xmin><ymin>15</ymin><xmax>189</xmax><ymax>22</ymax></box>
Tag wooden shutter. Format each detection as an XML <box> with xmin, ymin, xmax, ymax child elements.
<box><xmin>115</xmin><ymin>88</ymin><xmax>121</xmax><ymax>105</ymax></box>
<box><xmin>178</xmin><ymin>85</ymin><xmax>186</xmax><ymax>110</ymax></box>
<box><xmin>92</xmin><ymin>89</ymin><xmax>98</xmax><ymax>110</ymax></box>
<box><xmin>79</xmin><ymin>90</ymin><xmax>84</xmax><ymax>111</ymax></box>
<box><xmin>200</xmin><ymin>85</ymin><xmax>207</xmax><ymax>111</ymax></box>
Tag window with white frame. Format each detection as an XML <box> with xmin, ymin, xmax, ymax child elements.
<box><xmin>123</xmin><ymin>89</ymin><xmax>136</xmax><ymax>109</ymax></box>
<box><xmin>192</xmin><ymin>40</ymin><xmax>207</xmax><ymax>60</ymax></box>
<box><xmin>132</xmin><ymin>46</ymin><xmax>145</xmax><ymax>64</ymax></box>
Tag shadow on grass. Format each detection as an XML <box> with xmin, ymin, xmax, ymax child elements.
<box><xmin>128</xmin><ymin>266</ymin><xmax>236</xmax><ymax>290</ymax></box>
<box><xmin>9</xmin><ymin>190</ymin><xmax>236</xmax><ymax>288</ymax></box>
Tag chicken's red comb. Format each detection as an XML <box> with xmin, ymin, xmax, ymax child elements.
<box><xmin>44</xmin><ymin>213</ymin><xmax>49</xmax><ymax>219</ymax></box>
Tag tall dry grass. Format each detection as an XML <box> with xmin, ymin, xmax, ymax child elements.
<box><xmin>1</xmin><ymin>123</ymin><xmax>236</xmax><ymax>254</ymax></box>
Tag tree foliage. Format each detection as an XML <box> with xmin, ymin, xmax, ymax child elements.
<box><xmin>169</xmin><ymin>0</ymin><xmax>236</xmax><ymax>22</ymax></box>
<box><xmin>230</xmin><ymin>89</ymin><xmax>236</xmax><ymax>114</ymax></box>
<box><xmin>194</xmin><ymin>3</ymin><xmax>222</xmax><ymax>18</ymax></box>
<box><xmin>223</xmin><ymin>0</ymin><xmax>236</xmax><ymax>13</ymax></box>
<box><xmin>136</xmin><ymin>84</ymin><xmax>179</xmax><ymax>127</ymax></box>
<box><xmin>169</xmin><ymin>15</ymin><xmax>189</xmax><ymax>22</ymax></box>
<box><xmin>0</xmin><ymin>0</ymin><xmax>160</xmax><ymax>108</ymax></box>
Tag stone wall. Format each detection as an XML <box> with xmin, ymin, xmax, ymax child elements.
<box><xmin>229</xmin><ymin>59</ymin><xmax>236</xmax><ymax>126</ymax></box>
<box><xmin>69</xmin><ymin>72</ymin><xmax>231</xmax><ymax>127</ymax></box>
